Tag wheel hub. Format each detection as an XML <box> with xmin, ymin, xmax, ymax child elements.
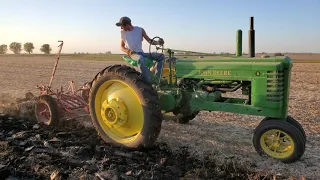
<box><xmin>105</xmin><ymin>107</ymin><xmax>117</xmax><ymax>122</ymax></box>
<box><xmin>101</xmin><ymin>98</ymin><xmax>128</xmax><ymax>128</ymax></box>
<box><xmin>261</xmin><ymin>130</ymin><xmax>294</xmax><ymax>158</ymax></box>
<box><xmin>36</xmin><ymin>101</ymin><xmax>51</xmax><ymax>125</ymax></box>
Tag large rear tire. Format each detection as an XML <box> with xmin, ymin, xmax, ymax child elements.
<box><xmin>88</xmin><ymin>64</ymin><xmax>163</xmax><ymax>149</ymax></box>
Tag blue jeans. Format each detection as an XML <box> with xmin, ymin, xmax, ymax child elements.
<box><xmin>130</xmin><ymin>52</ymin><xmax>165</xmax><ymax>82</ymax></box>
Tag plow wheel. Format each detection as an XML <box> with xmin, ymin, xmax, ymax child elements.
<box><xmin>253</xmin><ymin>119</ymin><xmax>306</xmax><ymax>163</ymax></box>
<box><xmin>88</xmin><ymin>64</ymin><xmax>162</xmax><ymax>149</ymax></box>
<box><xmin>35</xmin><ymin>95</ymin><xmax>60</xmax><ymax>126</ymax></box>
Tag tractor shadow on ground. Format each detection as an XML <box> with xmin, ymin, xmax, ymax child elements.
<box><xmin>160</xmin><ymin>112</ymin><xmax>258</xmax><ymax>158</ymax></box>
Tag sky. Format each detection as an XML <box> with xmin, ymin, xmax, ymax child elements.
<box><xmin>1</xmin><ymin>0</ymin><xmax>319</xmax><ymax>54</ymax></box>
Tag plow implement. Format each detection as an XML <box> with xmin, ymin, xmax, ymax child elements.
<box><xmin>35</xmin><ymin>41</ymin><xmax>91</xmax><ymax>125</ymax></box>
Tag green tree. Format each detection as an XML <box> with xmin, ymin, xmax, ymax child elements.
<box><xmin>0</xmin><ymin>44</ymin><xmax>8</xmax><ymax>54</ymax></box>
<box><xmin>40</xmin><ymin>44</ymin><xmax>52</xmax><ymax>54</ymax></box>
<box><xmin>9</xmin><ymin>42</ymin><xmax>22</xmax><ymax>54</ymax></box>
<box><xmin>23</xmin><ymin>42</ymin><xmax>35</xmax><ymax>54</ymax></box>
<box><xmin>274</xmin><ymin>52</ymin><xmax>284</xmax><ymax>56</ymax></box>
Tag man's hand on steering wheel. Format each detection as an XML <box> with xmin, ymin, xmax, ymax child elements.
<box><xmin>158</xmin><ymin>38</ymin><xmax>164</xmax><ymax>46</ymax></box>
<box><xmin>151</xmin><ymin>38</ymin><xmax>164</xmax><ymax>46</ymax></box>
<box><xmin>149</xmin><ymin>36</ymin><xmax>164</xmax><ymax>61</ymax></box>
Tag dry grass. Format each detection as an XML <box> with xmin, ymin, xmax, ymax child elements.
<box><xmin>0</xmin><ymin>55</ymin><xmax>319</xmax><ymax>179</ymax></box>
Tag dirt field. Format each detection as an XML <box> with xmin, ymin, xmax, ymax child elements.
<box><xmin>0</xmin><ymin>55</ymin><xmax>319</xmax><ymax>179</ymax></box>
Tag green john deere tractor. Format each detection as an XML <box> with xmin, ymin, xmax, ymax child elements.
<box><xmin>87</xmin><ymin>19</ymin><xmax>306</xmax><ymax>164</ymax></box>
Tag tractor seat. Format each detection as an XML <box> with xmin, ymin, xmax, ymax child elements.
<box><xmin>122</xmin><ymin>55</ymin><xmax>155</xmax><ymax>68</ymax></box>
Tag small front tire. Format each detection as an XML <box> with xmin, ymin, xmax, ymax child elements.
<box><xmin>253</xmin><ymin>119</ymin><xmax>306</xmax><ymax>163</ymax></box>
<box><xmin>259</xmin><ymin>116</ymin><xmax>306</xmax><ymax>145</ymax></box>
<box><xmin>286</xmin><ymin>116</ymin><xmax>306</xmax><ymax>142</ymax></box>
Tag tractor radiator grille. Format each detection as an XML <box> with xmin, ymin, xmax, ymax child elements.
<box><xmin>266</xmin><ymin>71</ymin><xmax>284</xmax><ymax>102</ymax></box>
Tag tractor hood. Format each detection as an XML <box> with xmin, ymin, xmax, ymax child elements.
<box><xmin>174</xmin><ymin>56</ymin><xmax>293</xmax><ymax>79</ymax></box>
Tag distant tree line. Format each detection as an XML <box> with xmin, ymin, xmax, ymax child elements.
<box><xmin>0</xmin><ymin>42</ymin><xmax>52</xmax><ymax>54</ymax></box>
<box><xmin>73</xmin><ymin>51</ymin><xmax>112</xmax><ymax>55</ymax></box>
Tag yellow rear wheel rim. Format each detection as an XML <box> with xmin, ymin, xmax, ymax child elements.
<box><xmin>94</xmin><ymin>80</ymin><xmax>144</xmax><ymax>144</ymax></box>
<box><xmin>260</xmin><ymin>129</ymin><xmax>295</xmax><ymax>159</ymax></box>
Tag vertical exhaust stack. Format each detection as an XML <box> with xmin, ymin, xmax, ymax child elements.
<box><xmin>249</xmin><ymin>16</ymin><xmax>255</xmax><ymax>57</ymax></box>
<box><xmin>236</xmin><ymin>29</ymin><xmax>242</xmax><ymax>57</ymax></box>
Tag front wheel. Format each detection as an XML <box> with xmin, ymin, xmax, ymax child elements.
<box><xmin>286</xmin><ymin>116</ymin><xmax>306</xmax><ymax>142</ymax></box>
<box><xmin>253</xmin><ymin>119</ymin><xmax>306</xmax><ymax>163</ymax></box>
<box><xmin>259</xmin><ymin>116</ymin><xmax>306</xmax><ymax>144</ymax></box>
<box><xmin>88</xmin><ymin>64</ymin><xmax>163</xmax><ymax>149</ymax></box>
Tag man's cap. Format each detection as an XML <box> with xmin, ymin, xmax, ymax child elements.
<box><xmin>116</xmin><ymin>16</ymin><xmax>131</xmax><ymax>26</ymax></box>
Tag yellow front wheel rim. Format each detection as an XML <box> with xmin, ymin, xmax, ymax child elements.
<box><xmin>260</xmin><ymin>129</ymin><xmax>295</xmax><ymax>159</ymax></box>
<box><xmin>94</xmin><ymin>80</ymin><xmax>144</xmax><ymax>144</ymax></box>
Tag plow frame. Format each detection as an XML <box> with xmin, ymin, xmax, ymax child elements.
<box><xmin>36</xmin><ymin>41</ymin><xmax>90</xmax><ymax>122</ymax></box>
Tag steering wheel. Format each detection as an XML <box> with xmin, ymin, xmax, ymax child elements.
<box><xmin>149</xmin><ymin>36</ymin><xmax>164</xmax><ymax>61</ymax></box>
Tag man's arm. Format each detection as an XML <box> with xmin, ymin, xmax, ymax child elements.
<box><xmin>142</xmin><ymin>28</ymin><xmax>164</xmax><ymax>45</ymax></box>
<box><xmin>121</xmin><ymin>39</ymin><xmax>134</xmax><ymax>55</ymax></box>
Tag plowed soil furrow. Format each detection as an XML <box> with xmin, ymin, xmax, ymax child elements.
<box><xmin>0</xmin><ymin>114</ymin><xmax>256</xmax><ymax>180</ymax></box>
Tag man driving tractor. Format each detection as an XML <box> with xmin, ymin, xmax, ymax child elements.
<box><xmin>116</xmin><ymin>16</ymin><xmax>165</xmax><ymax>83</ymax></box>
